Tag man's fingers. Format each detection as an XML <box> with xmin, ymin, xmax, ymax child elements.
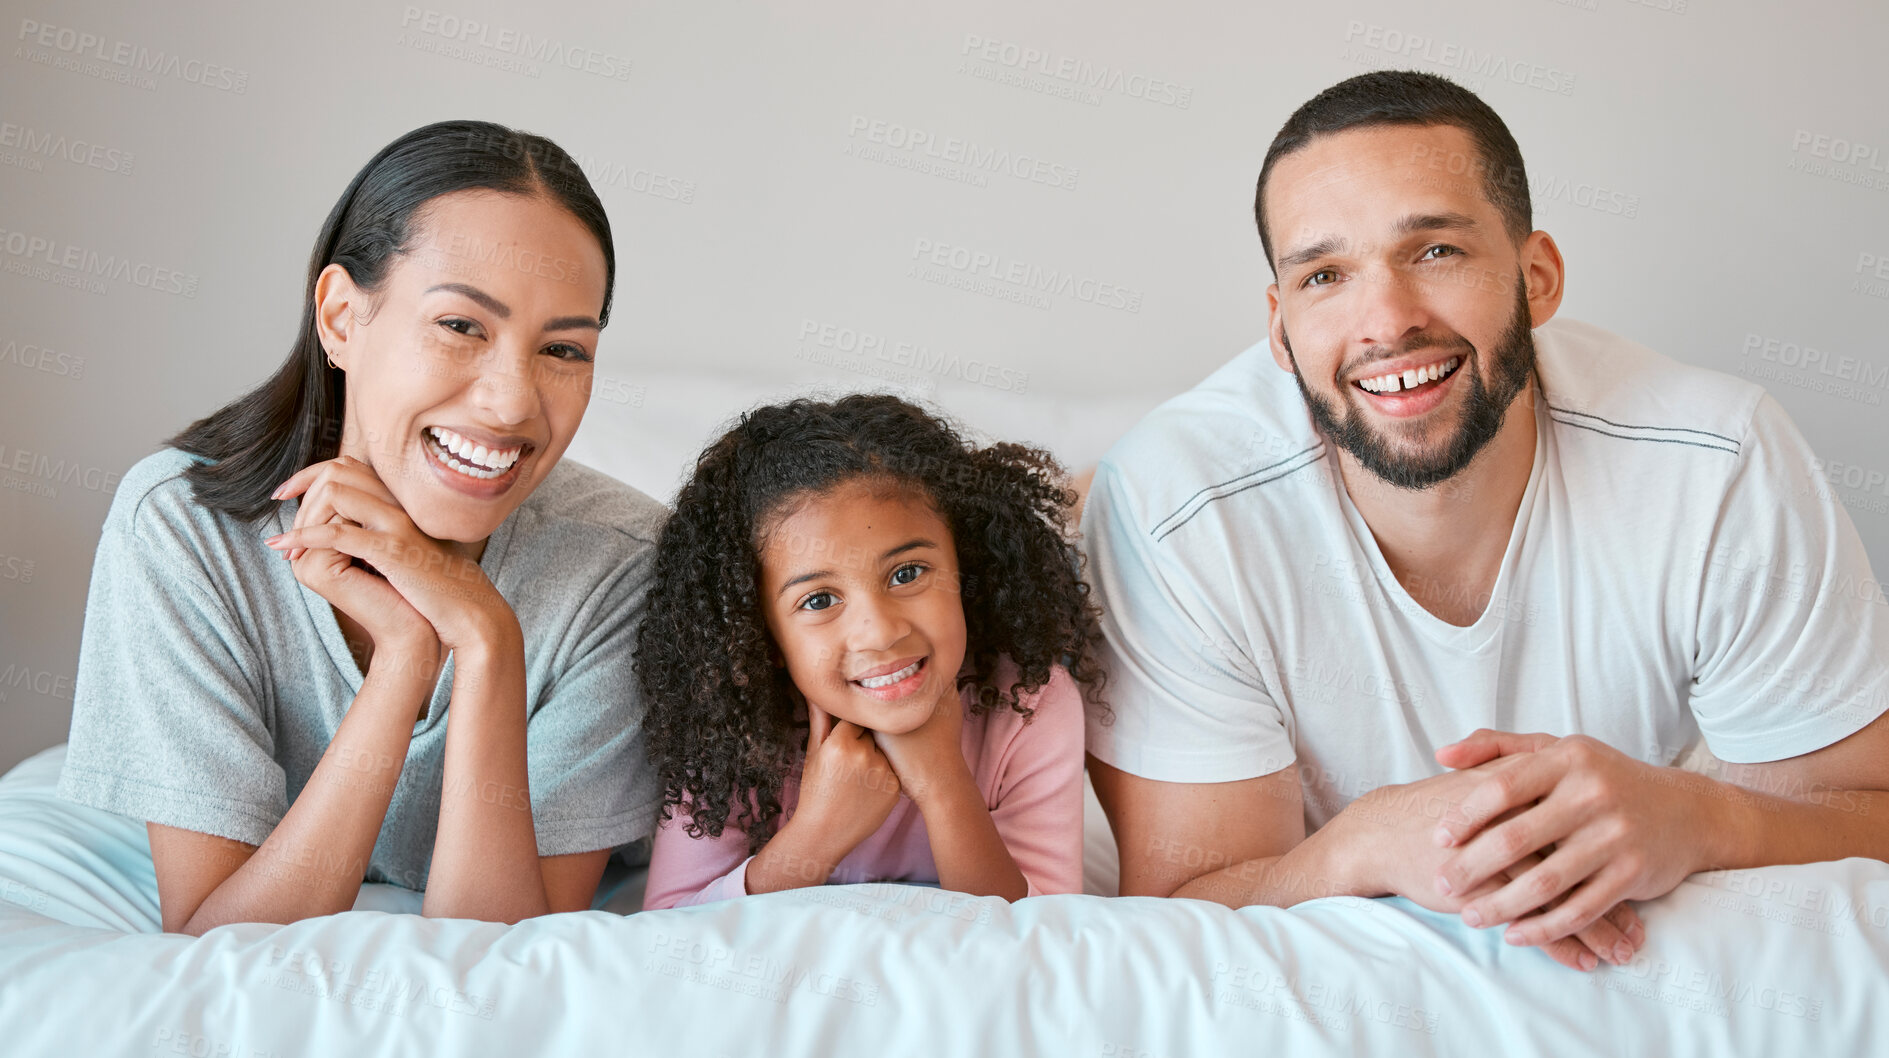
<box><xmin>1438</xmin><ymin>794</ymin><xmax>1580</xmax><ymax>894</ymax></box>
<box><xmin>1568</xmin><ymin>903</ymin><xmax>1634</xmax><ymax>967</ymax></box>
<box><xmin>1500</xmin><ymin>863</ymin><xmax>1635</xmax><ymax>948</ymax></box>
<box><xmin>1435</xmin><ymin>728</ymin><xmax>1560</xmax><ymax>770</ymax></box>
<box><xmin>1538</xmin><ymin>934</ymin><xmax>1599</xmax><ymax>972</ymax></box>
<box><xmin>1604</xmin><ymin>901</ymin><xmax>1646</xmax><ymax>949</ymax></box>
<box><xmin>1435</xmin><ymin>754</ymin><xmax>1567</xmax><ymax>848</ymax></box>
<box><xmin>1460</xmin><ymin>838</ymin><xmax>1609</xmax><ymax>930</ymax></box>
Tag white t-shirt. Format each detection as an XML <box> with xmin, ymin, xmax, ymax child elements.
<box><xmin>1082</xmin><ymin>316</ymin><xmax>1889</xmax><ymax>830</ymax></box>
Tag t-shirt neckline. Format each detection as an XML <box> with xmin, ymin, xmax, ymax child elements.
<box><xmin>1326</xmin><ymin>391</ymin><xmax>1550</xmax><ymax>653</ymax></box>
<box><xmin>274</xmin><ymin>491</ymin><xmax>523</xmax><ymax>732</ymax></box>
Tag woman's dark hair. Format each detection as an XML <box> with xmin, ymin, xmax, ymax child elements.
<box><xmin>166</xmin><ymin>119</ymin><xmax>614</xmax><ymax>522</ymax></box>
<box><xmin>1254</xmin><ymin>70</ymin><xmax>1532</xmax><ymax>273</ymax></box>
<box><xmin>636</xmin><ymin>393</ymin><xmax>1110</xmax><ymax>853</ymax></box>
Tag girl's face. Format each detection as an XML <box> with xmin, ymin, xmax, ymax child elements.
<box><xmin>758</xmin><ymin>479</ymin><xmax>969</xmax><ymax>736</ymax></box>
<box><xmin>315</xmin><ymin>189</ymin><xmax>609</xmax><ymax>551</ymax></box>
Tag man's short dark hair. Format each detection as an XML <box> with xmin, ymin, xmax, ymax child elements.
<box><xmin>1254</xmin><ymin>70</ymin><xmax>1532</xmax><ymax>273</ymax></box>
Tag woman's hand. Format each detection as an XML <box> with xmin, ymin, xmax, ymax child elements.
<box><xmin>794</xmin><ymin>701</ymin><xmax>903</xmax><ymax>855</ymax></box>
<box><xmin>266</xmin><ymin>456</ymin><xmax>438</xmax><ymax>665</ymax></box>
<box><xmin>870</xmin><ymin>689</ymin><xmax>969</xmax><ymax>808</ymax></box>
<box><xmin>264</xmin><ymin>455</ymin><xmax>517</xmax><ymax>652</ymax></box>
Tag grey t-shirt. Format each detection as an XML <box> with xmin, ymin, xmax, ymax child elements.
<box><xmin>57</xmin><ymin>446</ymin><xmax>669</xmax><ymax>891</ymax></box>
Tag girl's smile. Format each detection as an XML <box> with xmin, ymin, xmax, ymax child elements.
<box><xmin>850</xmin><ymin>654</ymin><xmax>929</xmax><ymax>701</ymax></box>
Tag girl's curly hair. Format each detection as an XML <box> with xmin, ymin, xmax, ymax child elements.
<box><xmin>635</xmin><ymin>392</ymin><xmax>1109</xmax><ymax>854</ymax></box>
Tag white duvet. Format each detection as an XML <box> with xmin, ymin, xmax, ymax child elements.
<box><xmin>1</xmin><ymin>744</ymin><xmax>1885</xmax><ymax>1056</ymax></box>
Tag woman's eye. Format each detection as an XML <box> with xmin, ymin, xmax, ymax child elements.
<box><xmin>545</xmin><ymin>343</ymin><xmax>593</xmax><ymax>363</ymax></box>
<box><xmin>799</xmin><ymin>591</ymin><xmax>835</xmax><ymax>612</ymax></box>
<box><xmin>890</xmin><ymin>563</ymin><xmax>926</xmax><ymax>587</ymax></box>
<box><xmin>439</xmin><ymin>317</ymin><xmax>481</xmax><ymax>338</ymax></box>
<box><xmin>1303</xmin><ymin>268</ymin><xmax>1338</xmax><ymax>289</ymax></box>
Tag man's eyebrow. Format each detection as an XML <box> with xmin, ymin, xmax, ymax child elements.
<box><xmin>1277</xmin><ymin>236</ymin><xmax>1345</xmax><ymax>276</ymax></box>
<box><xmin>772</xmin><ymin>539</ymin><xmax>940</xmax><ymax>598</ymax></box>
<box><xmin>1393</xmin><ymin>211</ymin><xmax>1482</xmax><ymax>238</ymax></box>
<box><xmin>1277</xmin><ymin>211</ymin><xmax>1484</xmax><ymax>276</ymax></box>
<box><xmin>426</xmin><ymin>284</ymin><xmax>600</xmax><ymax>331</ymax></box>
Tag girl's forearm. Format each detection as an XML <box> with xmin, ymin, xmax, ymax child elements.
<box><xmin>422</xmin><ymin>625</ymin><xmax>551</xmax><ymax>922</ymax></box>
<box><xmin>744</xmin><ymin>815</ymin><xmax>856</xmax><ymax>895</ymax></box>
<box><xmin>915</xmin><ymin>769</ymin><xmax>1028</xmax><ymax>901</ymax></box>
<box><xmin>182</xmin><ymin>654</ymin><xmax>432</xmax><ymax>934</ymax></box>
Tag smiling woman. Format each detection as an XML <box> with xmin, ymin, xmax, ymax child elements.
<box><xmin>52</xmin><ymin>120</ymin><xmax>671</xmax><ymax>934</ymax></box>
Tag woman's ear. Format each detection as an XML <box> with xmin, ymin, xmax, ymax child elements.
<box><xmin>313</xmin><ymin>263</ymin><xmax>362</xmax><ymax>369</ymax></box>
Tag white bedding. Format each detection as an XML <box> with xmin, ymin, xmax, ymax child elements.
<box><xmin>1</xmin><ymin>743</ymin><xmax>1885</xmax><ymax>1056</ymax></box>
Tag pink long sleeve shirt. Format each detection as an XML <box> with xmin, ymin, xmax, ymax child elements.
<box><xmin>643</xmin><ymin>662</ymin><xmax>1085</xmax><ymax>909</ymax></box>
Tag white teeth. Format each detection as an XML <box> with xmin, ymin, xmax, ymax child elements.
<box><xmin>426</xmin><ymin>427</ymin><xmax>523</xmax><ymax>480</ymax></box>
<box><xmin>426</xmin><ymin>427</ymin><xmax>522</xmax><ymax>472</ymax></box>
<box><xmin>1357</xmin><ymin>357</ymin><xmax>1461</xmax><ymax>395</ymax></box>
<box><xmin>857</xmin><ymin>659</ymin><xmax>922</xmax><ymax>689</ymax></box>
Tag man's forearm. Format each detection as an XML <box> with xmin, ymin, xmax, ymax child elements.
<box><xmin>1170</xmin><ymin>818</ymin><xmax>1372</xmax><ymax>909</ymax></box>
<box><xmin>1686</xmin><ymin>767</ymin><xmax>1889</xmax><ymax>872</ymax></box>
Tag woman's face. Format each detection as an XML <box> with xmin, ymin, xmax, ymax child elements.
<box><xmin>757</xmin><ymin>479</ymin><xmax>970</xmax><ymax>736</ymax></box>
<box><xmin>316</xmin><ymin>189</ymin><xmax>609</xmax><ymax>547</ymax></box>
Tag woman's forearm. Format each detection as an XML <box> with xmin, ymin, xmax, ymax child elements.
<box><xmin>421</xmin><ymin>621</ymin><xmax>551</xmax><ymax>922</ymax></box>
<box><xmin>181</xmin><ymin>653</ymin><xmax>433</xmax><ymax>934</ymax></box>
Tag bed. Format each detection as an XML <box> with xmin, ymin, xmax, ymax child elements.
<box><xmin>1</xmin><ymin>742</ymin><xmax>1884</xmax><ymax>1056</ymax></box>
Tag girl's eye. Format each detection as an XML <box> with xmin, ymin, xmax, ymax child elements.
<box><xmin>544</xmin><ymin>343</ymin><xmax>593</xmax><ymax>363</ymax></box>
<box><xmin>890</xmin><ymin>563</ymin><xmax>926</xmax><ymax>587</ymax></box>
<box><xmin>1422</xmin><ymin>244</ymin><xmax>1462</xmax><ymax>261</ymax></box>
<box><xmin>1302</xmin><ymin>268</ymin><xmax>1339</xmax><ymax>289</ymax></box>
<box><xmin>798</xmin><ymin>590</ymin><xmax>836</xmax><ymax>612</ymax></box>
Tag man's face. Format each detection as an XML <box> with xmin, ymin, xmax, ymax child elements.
<box><xmin>1263</xmin><ymin>124</ymin><xmax>1547</xmax><ymax>490</ymax></box>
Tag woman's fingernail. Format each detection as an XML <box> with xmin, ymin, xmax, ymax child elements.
<box><xmin>1580</xmin><ymin>952</ymin><xmax>1597</xmax><ymax>972</ymax></box>
<box><xmin>1462</xmin><ymin>908</ymin><xmax>1482</xmax><ymax>927</ymax></box>
<box><xmin>1613</xmin><ymin>943</ymin><xmax>1632</xmax><ymax>965</ymax></box>
<box><xmin>1435</xmin><ymin>875</ymin><xmax>1453</xmax><ymax>896</ymax></box>
<box><xmin>264</xmin><ymin>534</ymin><xmax>283</xmax><ymax>546</ymax></box>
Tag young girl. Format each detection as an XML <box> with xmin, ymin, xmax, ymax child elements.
<box><xmin>638</xmin><ymin>394</ymin><xmax>1108</xmax><ymax>906</ymax></box>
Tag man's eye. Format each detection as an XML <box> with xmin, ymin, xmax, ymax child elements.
<box><xmin>1422</xmin><ymin>245</ymin><xmax>1462</xmax><ymax>260</ymax></box>
<box><xmin>890</xmin><ymin>563</ymin><xmax>926</xmax><ymax>586</ymax></box>
<box><xmin>1303</xmin><ymin>268</ymin><xmax>1338</xmax><ymax>288</ymax></box>
<box><xmin>799</xmin><ymin>591</ymin><xmax>835</xmax><ymax>612</ymax></box>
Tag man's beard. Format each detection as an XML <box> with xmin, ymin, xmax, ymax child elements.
<box><xmin>1282</xmin><ymin>278</ymin><xmax>1536</xmax><ymax>491</ymax></box>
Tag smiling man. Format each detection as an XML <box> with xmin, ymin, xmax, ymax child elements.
<box><xmin>1082</xmin><ymin>70</ymin><xmax>1889</xmax><ymax>971</ymax></box>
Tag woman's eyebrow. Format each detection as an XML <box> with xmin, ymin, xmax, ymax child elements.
<box><xmin>426</xmin><ymin>283</ymin><xmax>600</xmax><ymax>332</ymax></box>
<box><xmin>426</xmin><ymin>282</ymin><xmax>509</xmax><ymax>318</ymax></box>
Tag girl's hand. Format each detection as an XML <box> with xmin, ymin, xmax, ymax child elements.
<box><xmin>870</xmin><ymin>690</ymin><xmax>969</xmax><ymax>808</ymax></box>
<box><xmin>264</xmin><ymin>456</ymin><xmax>516</xmax><ymax>652</ymax></box>
<box><xmin>795</xmin><ymin>701</ymin><xmax>902</xmax><ymax>854</ymax></box>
